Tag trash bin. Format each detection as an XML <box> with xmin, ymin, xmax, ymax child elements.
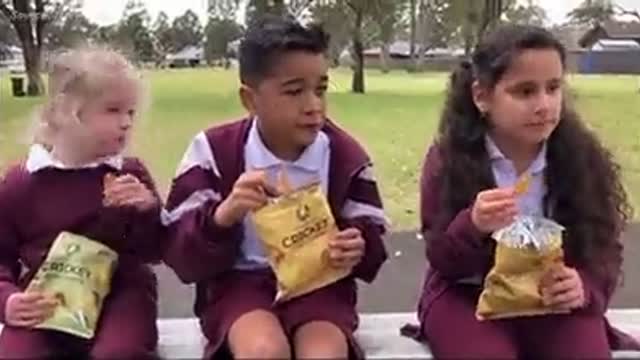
<box><xmin>10</xmin><ymin>76</ymin><xmax>26</xmax><ymax>97</ymax></box>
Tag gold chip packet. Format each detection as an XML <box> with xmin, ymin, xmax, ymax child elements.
<box><xmin>251</xmin><ymin>177</ymin><xmax>350</xmax><ymax>303</ymax></box>
<box><xmin>476</xmin><ymin>216</ymin><xmax>566</xmax><ymax>320</ymax></box>
<box><xmin>26</xmin><ymin>232</ymin><xmax>118</xmax><ymax>339</ymax></box>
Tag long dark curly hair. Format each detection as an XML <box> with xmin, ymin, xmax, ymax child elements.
<box><xmin>433</xmin><ymin>24</ymin><xmax>632</xmax><ymax>284</ymax></box>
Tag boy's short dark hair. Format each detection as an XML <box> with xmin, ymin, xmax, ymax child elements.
<box><xmin>239</xmin><ymin>14</ymin><xmax>330</xmax><ymax>86</ymax></box>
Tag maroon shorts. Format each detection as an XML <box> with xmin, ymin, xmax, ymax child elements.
<box><xmin>198</xmin><ymin>269</ymin><xmax>362</xmax><ymax>359</ymax></box>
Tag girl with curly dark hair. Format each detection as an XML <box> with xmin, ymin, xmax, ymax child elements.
<box><xmin>415</xmin><ymin>24</ymin><xmax>639</xmax><ymax>359</ymax></box>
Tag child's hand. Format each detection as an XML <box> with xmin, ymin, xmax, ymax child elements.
<box><xmin>540</xmin><ymin>265</ymin><xmax>585</xmax><ymax>310</ymax></box>
<box><xmin>104</xmin><ymin>174</ymin><xmax>158</xmax><ymax>212</ymax></box>
<box><xmin>214</xmin><ymin>170</ymin><xmax>279</xmax><ymax>227</ymax></box>
<box><xmin>5</xmin><ymin>292</ymin><xmax>57</xmax><ymax>328</ymax></box>
<box><xmin>471</xmin><ymin>188</ymin><xmax>518</xmax><ymax>233</ymax></box>
<box><xmin>328</xmin><ymin>228</ymin><xmax>365</xmax><ymax>269</ymax></box>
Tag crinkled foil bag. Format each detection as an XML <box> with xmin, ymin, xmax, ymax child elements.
<box><xmin>26</xmin><ymin>232</ymin><xmax>118</xmax><ymax>338</ymax></box>
<box><xmin>476</xmin><ymin>216</ymin><xmax>565</xmax><ymax>320</ymax></box>
<box><xmin>251</xmin><ymin>182</ymin><xmax>349</xmax><ymax>303</ymax></box>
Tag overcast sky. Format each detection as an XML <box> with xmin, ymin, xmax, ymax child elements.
<box><xmin>81</xmin><ymin>0</ymin><xmax>639</xmax><ymax>26</ymax></box>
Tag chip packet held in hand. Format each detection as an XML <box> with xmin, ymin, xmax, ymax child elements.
<box><xmin>251</xmin><ymin>170</ymin><xmax>349</xmax><ymax>303</ymax></box>
<box><xmin>476</xmin><ymin>216</ymin><xmax>565</xmax><ymax>320</ymax></box>
<box><xmin>26</xmin><ymin>232</ymin><xmax>118</xmax><ymax>339</ymax></box>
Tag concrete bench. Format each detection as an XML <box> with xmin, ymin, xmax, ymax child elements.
<box><xmin>156</xmin><ymin>310</ymin><xmax>640</xmax><ymax>359</ymax></box>
<box><xmin>1</xmin><ymin>311</ymin><xmax>639</xmax><ymax>358</ymax></box>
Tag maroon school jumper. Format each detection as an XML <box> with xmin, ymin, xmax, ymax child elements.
<box><xmin>414</xmin><ymin>145</ymin><xmax>640</xmax><ymax>359</ymax></box>
<box><xmin>0</xmin><ymin>153</ymin><xmax>163</xmax><ymax>359</ymax></box>
<box><xmin>163</xmin><ymin>118</ymin><xmax>388</xmax><ymax>359</ymax></box>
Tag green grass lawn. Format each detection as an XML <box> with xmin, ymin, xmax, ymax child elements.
<box><xmin>1</xmin><ymin>69</ymin><xmax>639</xmax><ymax>230</ymax></box>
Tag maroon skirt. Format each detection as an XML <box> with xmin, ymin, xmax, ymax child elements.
<box><xmin>197</xmin><ymin>269</ymin><xmax>362</xmax><ymax>359</ymax></box>
<box><xmin>411</xmin><ymin>273</ymin><xmax>640</xmax><ymax>359</ymax></box>
<box><xmin>0</xmin><ymin>265</ymin><xmax>158</xmax><ymax>359</ymax></box>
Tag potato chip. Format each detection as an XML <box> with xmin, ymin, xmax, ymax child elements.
<box><xmin>103</xmin><ymin>173</ymin><xmax>117</xmax><ymax>189</ymax></box>
<box><xmin>26</xmin><ymin>232</ymin><xmax>118</xmax><ymax>339</ymax></box>
<box><xmin>514</xmin><ymin>173</ymin><xmax>532</xmax><ymax>195</ymax></box>
<box><xmin>251</xmin><ymin>179</ymin><xmax>349</xmax><ymax>303</ymax></box>
<box><xmin>102</xmin><ymin>173</ymin><xmax>118</xmax><ymax>207</ymax></box>
<box><xmin>276</xmin><ymin>164</ymin><xmax>294</xmax><ymax>195</ymax></box>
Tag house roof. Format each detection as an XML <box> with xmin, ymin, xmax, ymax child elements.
<box><xmin>601</xmin><ymin>20</ymin><xmax>640</xmax><ymax>37</ymax></box>
<box><xmin>363</xmin><ymin>41</ymin><xmax>463</xmax><ymax>58</ymax></box>
<box><xmin>166</xmin><ymin>46</ymin><xmax>203</xmax><ymax>61</ymax></box>
<box><xmin>551</xmin><ymin>25</ymin><xmax>589</xmax><ymax>52</ymax></box>
<box><xmin>592</xmin><ymin>38</ymin><xmax>640</xmax><ymax>51</ymax></box>
<box><xmin>579</xmin><ymin>21</ymin><xmax>640</xmax><ymax>48</ymax></box>
<box><xmin>364</xmin><ymin>41</ymin><xmax>412</xmax><ymax>57</ymax></box>
<box><xmin>1</xmin><ymin>45</ymin><xmax>22</xmax><ymax>55</ymax></box>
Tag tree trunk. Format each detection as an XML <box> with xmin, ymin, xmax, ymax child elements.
<box><xmin>272</xmin><ymin>0</ymin><xmax>286</xmax><ymax>15</ymax></box>
<box><xmin>351</xmin><ymin>7</ymin><xmax>364</xmax><ymax>94</ymax></box>
<box><xmin>414</xmin><ymin>0</ymin><xmax>428</xmax><ymax>71</ymax></box>
<box><xmin>479</xmin><ymin>0</ymin><xmax>503</xmax><ymax>40</ymax></box>
<box><xmin>464</xmin><ymin>34</ymin><xmax>473</xmax><ymax>56</ymax></box>
<box><xmin>463</xmin><ymin>6</ymin><xmax>478</xmax><ymax>55</ymax></box>
<box><xmin>23</xmin><ymin>42</ymin><xmax>43</xmax><ymax>95</ymax></box>
<box><xmin>380</xmin><ymin>42</ymin><xmax>390</xmax><ymax>73</ymax></box>
<box><xmin>5</xmin><ymin>0</ymin><xmax>45</xmax><ymax>96</ymax></box>
<box><xmin>330</xmin><ymin>45</ymin><xmax>340</xmax><ymax>67</ymax></box>
<box><xmin>409</xmin><ymin>0</ymin><xmax>416</xmax><ymax>58</ymax></box>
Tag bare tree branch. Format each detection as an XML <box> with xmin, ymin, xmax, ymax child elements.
<box><xmin>289</xmin><ymin>0</ymin><xmax>315</xmax><ymax>19</ymax></box>
<box><xmin>35</xmin><ymin>0</ymin><xmax>45</xmax><ymax>50</ymax></box>
<box><xmin>500</xmin><ymin>0</ymin><xmax>509</xmax><ymax>13</ymax></box>
<box><xmin>0</xmin><ymin>1</ymin><xmax>16</xmax><ymax>23</ymax></box>
<box><xmin>11</xmin><ymin>0</ymin><xmax>32</xmax><ymax>42</ymax></box>
<box><xmin>345</xmin><ymin>0</ymin><xmax>357</xmax><ymax>14</ymax></box>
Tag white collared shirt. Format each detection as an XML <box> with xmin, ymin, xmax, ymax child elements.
<box><xmin>484</xmin><ymin>135</ymin><xmax>548</xmax><ymax>217</ymax></box>
<box><xmin>457</xmin><ymin>136</ymin><xmax>549</xmax><ymax>286</ymax></box>
<box><xmin>235</xmin><ymin>119</ymin><xmax>331</xmax><ymax>269</ymax></box>
<box><xmin>25</xmin><ymin>144</ymin><xmax>124</xmax><ymax>174</ymax></box>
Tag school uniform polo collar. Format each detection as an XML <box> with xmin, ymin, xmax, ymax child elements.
<box><xmin>245</xmin><ymin>118</ymin><xmax>329</xmax><ymax>172</ymax></box>
<box><xmin>485</xmin><ymin>135</ymin><xmax>547</xmax><ymax>175</ymax></box>
<box><xmin>25</xmin><ymin>143</ymin><xmax>124</xmax><ymax>173</ymax></box>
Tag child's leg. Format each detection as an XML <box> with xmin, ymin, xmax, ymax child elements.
<box><xmin>227</xmin><ymin>309</ymin><xmax>290</xmax><ymax>359</ymax></box>
<box><xmin>518</xmin><ymin>312</ymin><xmax>610</xmax><ymax>359</ymax></box>
<box><xmin>422</xmin><ymin>285</ymin><xmax>519</xmax><ymax>359</ymax></box>
<box><xmin>90</xmin><ymin>269</ymin><xmax>158</xmax><ymax>360</ymax></box>
<box><xmin>0</xmin><ymin>326</ymin><xmax>84</xmax><ymax>359</ymax></box>
<box><xmin>199</xmin><ymin>270</ymin><xmax>290</xmax><ymax>359</ymax></box>
<box><xmin>292</xmin><ymin>321</ymin><xmax>348</xmax><ymax>359</ymax></box>
<box><xmin>280</xmin><ymin>278</ymin><xmax>359</xmax><ymax>359</ymax></box>
<box><xmin>0</xmin><ymin>326</ymin><xmax>55</xmax><ymax>358</ymax></box>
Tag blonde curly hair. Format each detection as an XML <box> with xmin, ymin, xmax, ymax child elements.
<box><xmin>32</xmin><ymin>46</ymin><xmax>144</xmax><ymax>149</ymax></box>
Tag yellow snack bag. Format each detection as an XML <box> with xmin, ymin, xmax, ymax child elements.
<box><xmin>251</xmin><ymin>181</ymin><xmax>349</xmax><ymax>303</ymax></box>
<box><xmin>476</xmin><ymin>216</ymin><xmax>565</xmax><ymax>320</ymax></box>
<box><xmin>26</xmin><ymin>232</ymin><xmax>118</xmax><ymax>339</ymax></box>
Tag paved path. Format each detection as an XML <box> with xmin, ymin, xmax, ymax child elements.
<box><xmin>156</xmin><ymin>224</ymin><xmax>640</xmax><ymax>317</ymax></box>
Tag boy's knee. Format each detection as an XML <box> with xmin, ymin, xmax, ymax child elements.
<box><xmin>230</xmin><ymin>335</ymin><xmax>291</xmax><ymax>359</ymax></box>
<box><xmin>295</xmin><ymin>339</ymin><xmax>348</xmax><ymax>359</ymax></box>
<box><xmin>227</xmin><ymin>309</ymin><xmax>291</xmax><ymax>359</ymax></box>
<box><xmin>293</xmin><ymin>321</ymin><xmax>349</xmax><ymax>359</ymax></box>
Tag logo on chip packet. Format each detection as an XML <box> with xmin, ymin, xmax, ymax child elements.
<box><xmin>296</xmin><ymin>203</ymin><xmax>311</xmax><ymax>221</ymax></box>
